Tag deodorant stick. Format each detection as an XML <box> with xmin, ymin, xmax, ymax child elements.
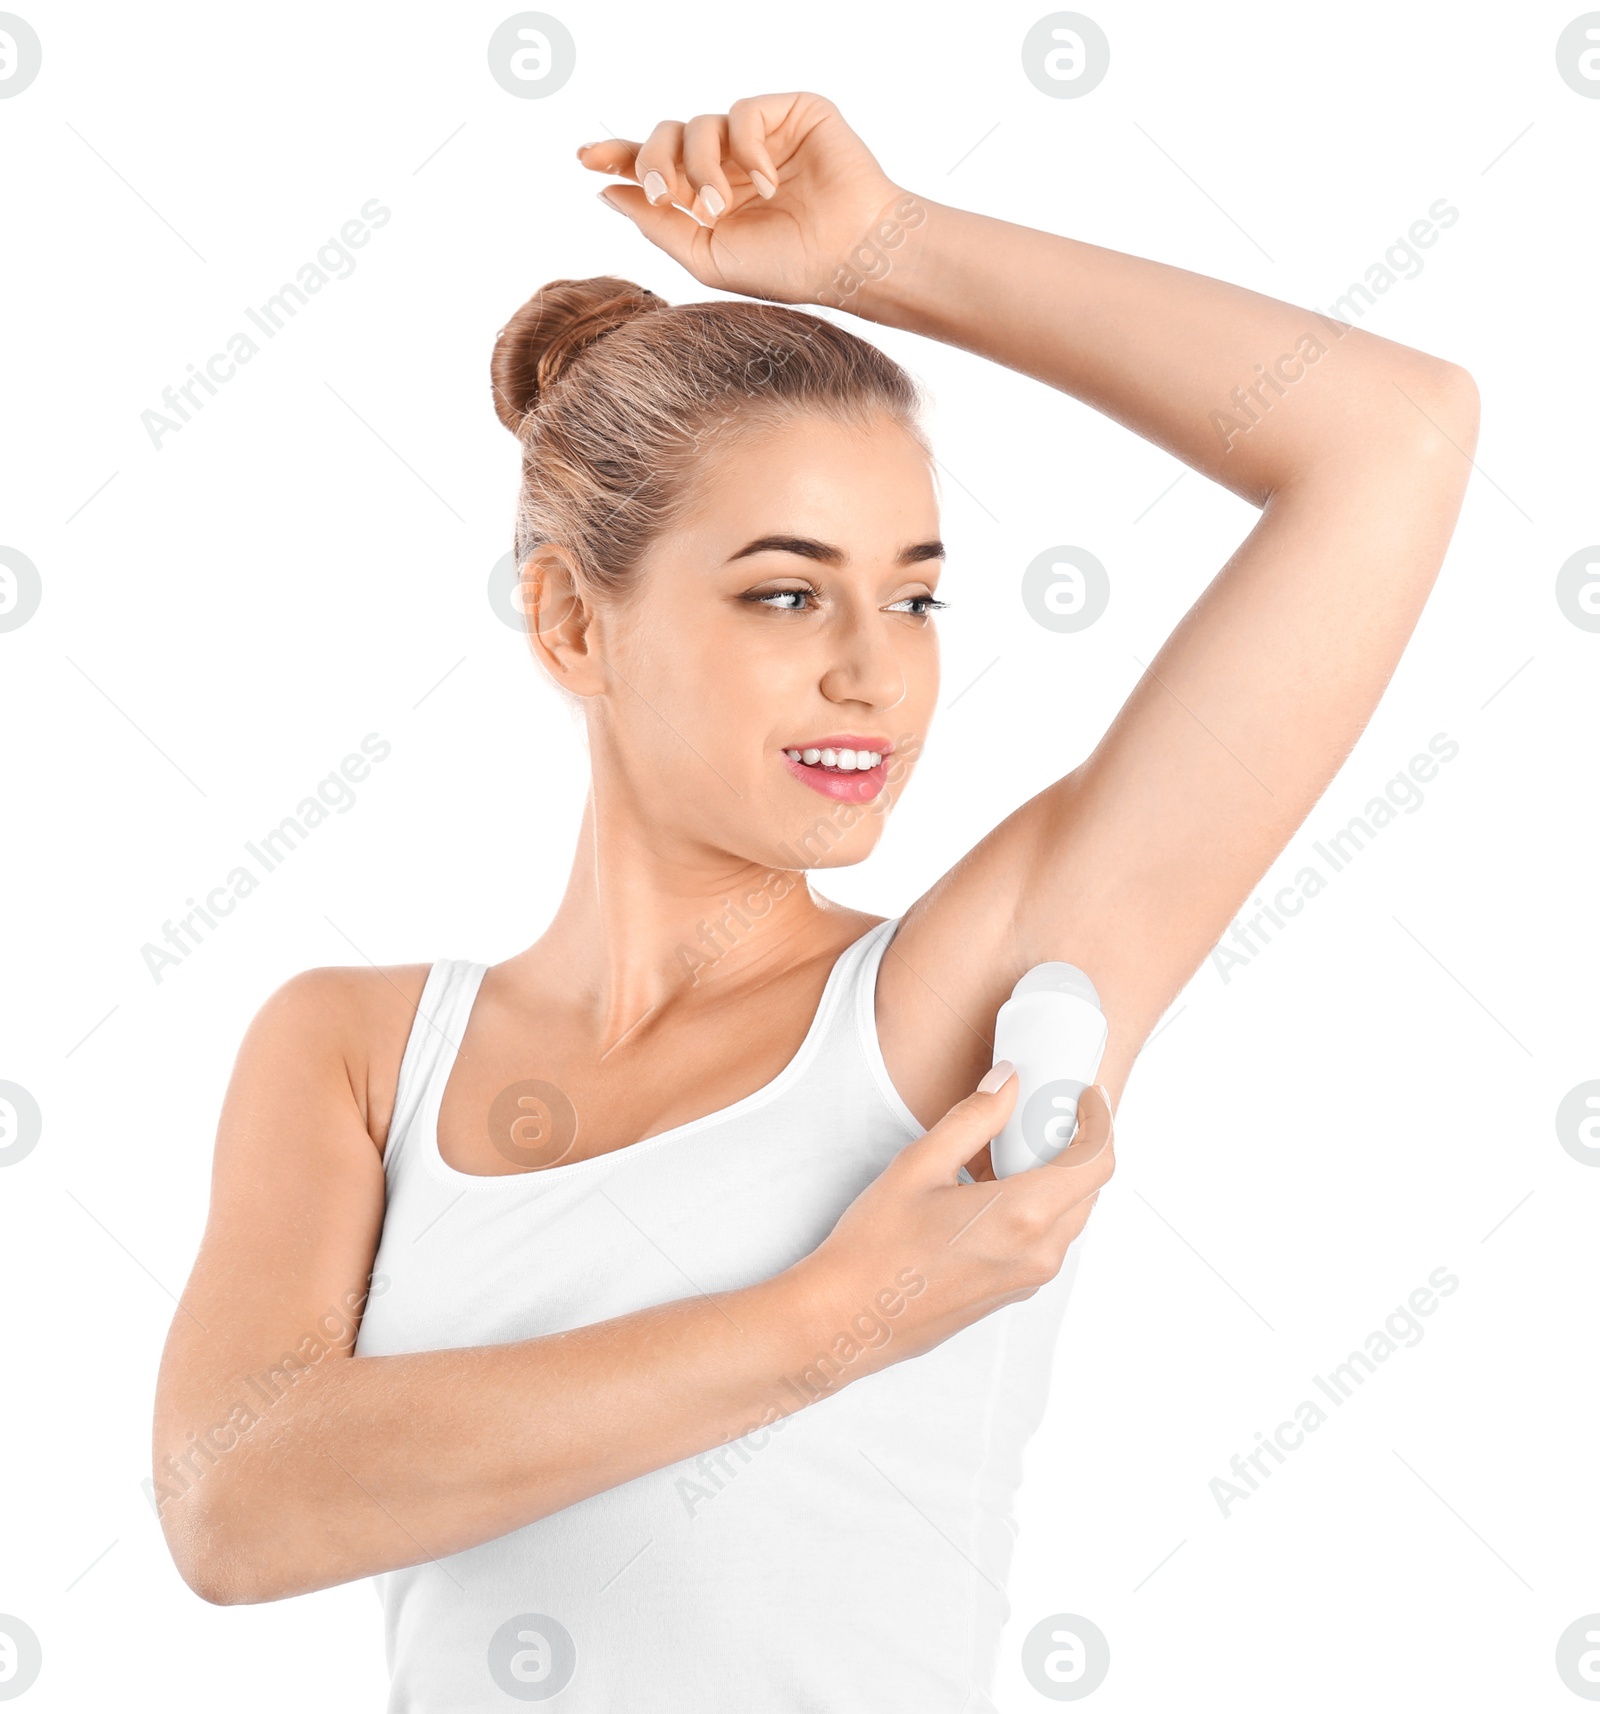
<box><xmin>989</xmin><ymin>962</ymin><xmax>1108</xmax><ymax>1178</ymax></box>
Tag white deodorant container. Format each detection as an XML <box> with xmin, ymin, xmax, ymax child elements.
<box><xmin>989</xmin><ymin>963</ymin><xmax>1109</xmax><ymax>1178</ymax></box>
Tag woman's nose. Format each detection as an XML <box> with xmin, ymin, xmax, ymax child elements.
<box><xmin>818</xmin><ymin>633</ymin><xmax>908</xmax><ymax>712</ymax></box>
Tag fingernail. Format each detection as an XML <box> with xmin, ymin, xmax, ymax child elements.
<box><xmin>642</xmin><ymin>170</ymin><xmax>668</xmax><ymax>204</ymax></box>
<box><xmin>978</xmin><ymin>1059</ymin><xmax>1015</xmax><ymax>1095</ymax></box>
<box><xmin>575</xmin><ymin>141</ymin><xmax>600</xmax><ymax>157</ymax></box>
<box><xmin>750</xmin><ymin>169</ymin><xmax>776</xmax><ymax>200</ymax></box>
<box><xmin>596</xmin><ymin>190</ymin><xmax>625</xmax><ymax>216</ymax></box>
<box><xmin>695</xmin><ymin>184</ymin><xmax>726</xmax><ymax>221</ymax></box>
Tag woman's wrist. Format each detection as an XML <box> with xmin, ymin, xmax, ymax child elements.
<box><xmin>776</xmin><ymin>1245</ymin><xmax>924</xmax><ymax>1389</ymax></box>
<box><xmin>812</xmin><ymin>185</ymin><xmax>946</xmax><ymax>329</ymax></box>
<box><xmin>824</xmin><ymin>193</ymin><xmax>1010</xmax><ymax>359</ymax></box>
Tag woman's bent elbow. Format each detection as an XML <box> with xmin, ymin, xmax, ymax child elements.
<box><xmin>1431</xmin><ymin>360</ymin><xmax>1480</xmax><ymax>446</ymax></box>
<box><xmin>178</xmin><ymin>1557</ymin><xmax>250</xmax><ymax>1608</ymax></box>
<box><xmin>159</xmin><ymin>1490</ymin><xmax>298</xmax><ymax>1607</ymax></box>
<box><xmin>1407</xmin><ymin>358</ymin><xmax>1481</xmax><ymax>462</ymax></box>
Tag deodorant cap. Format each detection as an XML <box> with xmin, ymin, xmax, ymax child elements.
<box><xmin>1010</xmin><ymin>961</ymin><xmax>1101</xmax><ymax>1009</ymax></box>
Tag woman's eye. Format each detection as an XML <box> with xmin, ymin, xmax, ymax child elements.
<box><xmin>888</xmin><ymin>594</ymin><xmax>949</xmax><ymax>617</ymax></box>
<box><xmin>746</xmin><ymin>586</ymin><xmax>818</xmax><ymax>611</ymax></box>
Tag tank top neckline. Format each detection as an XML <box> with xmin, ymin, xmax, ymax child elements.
<box><xmin>414</xmin><ymin>914</ymin><xmax>904</xmax><ymax>1190</ymax></box>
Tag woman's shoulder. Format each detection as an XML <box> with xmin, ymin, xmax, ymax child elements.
<box><xmin>252</xmin><ymin>961</ymin><xmax>435</xmax><ymax>1034</ymax></box>
<box><xmin>244</xmin><ymin>961</ymin><xmax>439</xmax><ymax>1155</ymax></box>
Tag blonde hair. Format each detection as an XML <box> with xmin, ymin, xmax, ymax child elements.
<box><xmin>490</xmin><ymin>276</ymin><xmax>926</xmax><ymax>602</ymax></box>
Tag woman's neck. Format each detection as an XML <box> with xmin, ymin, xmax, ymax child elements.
<box><xmin>509</xmin><ymin>793</ymin><xmax>860</xmax><ymax>1049</ymax></box>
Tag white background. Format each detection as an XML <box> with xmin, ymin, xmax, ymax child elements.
<box><xmin>2</xmin><ymin>0</ymin><xmax>1596</xmax><ymax>1708</ymax></box>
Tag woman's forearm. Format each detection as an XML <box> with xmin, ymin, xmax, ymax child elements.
<box><xmin>162</xmin><ymin>1260</ymin><xmax>856</xmax><ymax>1605</ymax></box>
<box><xmin>853</xmin><ymin>195</ymin><xmax>1466</xmax><ymax>504</ymax></box>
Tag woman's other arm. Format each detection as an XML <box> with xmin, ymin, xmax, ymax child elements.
<box><xmin>153</xmin><ymin>970</ymin><xmax>1110</xmax><ymax>1602</ymax></box>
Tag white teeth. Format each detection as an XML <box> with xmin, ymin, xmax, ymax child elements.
<box><xmin>788</xmin><ymin>746</ymin><xmax>887</xmax><ymax>771</ymax></box>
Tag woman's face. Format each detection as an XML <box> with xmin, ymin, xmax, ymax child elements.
<box><xmin>576</xmin><ymin>409</ymin><xmax>943</xmax><ymax>873</ymax></box>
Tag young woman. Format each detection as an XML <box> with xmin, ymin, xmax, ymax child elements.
<box><xmin>153</xmin><ymin>92</ymin><xmax>1476</xmax><ymax>1710</ymax></box>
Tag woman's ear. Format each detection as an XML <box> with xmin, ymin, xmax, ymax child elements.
<box><xmin>520</xmin><ymin>546</ymin><xmax>603</xmax><ymax>695</ymax></box>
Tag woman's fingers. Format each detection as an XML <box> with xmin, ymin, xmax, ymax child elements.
<box><xmin>682</xmin><ymin>113</ymin><xmax>736</xmax><ymax>223</ymax></box>
<box><xmin>902</xmin><ymin>1066</ymin><xmax>1019</xmax><ymax>1187</ymax></box>
<box><xmin>633</xmin><ymin>119</ymin><xmax>691</xmax><ymax>212</ymax></box>
<box><xmin>726</xmin><ymin>96</ymin><xmax>783</xmax><ymax>198</ymax></box>
<box><xmin>575</xmin><ymin>138</ymin><xmax>640</xmax><ymax>180</ymax></box>
<box><xmin>986</xmin><ymin>1083</ymin><xmax>1114</xmax><ymax>1241</ymax></box>
<box><xmin>578</xmin><ymin>136</ymin><xmax>685</xmax><ymax>215</ymax></box>
<box><xmin>1063</xmin><ymin>1083</ymin><xmax>1114</xmax><ymax>1163</ymax></box>
<box><xmin>903</xmin><ymin>1074</ymin><xmax>1114</xmax><ymax>1200</ymax></box>
<box><xmin>583</xmin><ymin>106</ymin><xmax>785</xmax><ymax>226</ymax></box>
<box><xmin>1039</xmin><ymin>1085</ymin><xmax>1116</xmax><ymax>1216</ymax></box>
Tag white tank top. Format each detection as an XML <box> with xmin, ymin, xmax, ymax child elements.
<box><xmin>356</xmin><ymin>917</ymin><xmax>1085</xmax><ymax>1712</ymax></box>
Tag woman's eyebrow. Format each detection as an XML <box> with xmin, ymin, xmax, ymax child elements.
<box><xmin>726</xmin><ymin>535</ymin><xmax>946</xmax><ymax>565</ymax></box>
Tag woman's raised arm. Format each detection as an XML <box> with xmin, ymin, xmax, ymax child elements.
<box><xmin>583</xmin><ymin>93</ymin><xmax>1478</xmax><ymax>1101</ymax></box>
<box><xmin>864</xmin><ymin>182</ymin><xmax>1479</xmax><ymax>1075</ymax></box>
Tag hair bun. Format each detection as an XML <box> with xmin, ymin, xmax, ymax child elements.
<box><xmin>491</xmin><ymin>276</ymin><xmax>666</xmax><ymax>433</ymax></box>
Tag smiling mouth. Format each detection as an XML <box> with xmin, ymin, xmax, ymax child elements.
<box><xmin>780</xmin><ymin>738</ymin><xmax>895</xmax><ymax>803</ymax></box>
<box><xmin>783</xmin><ymin>744</ymin><xmax>886</xmax><ymax>772</ymax></box>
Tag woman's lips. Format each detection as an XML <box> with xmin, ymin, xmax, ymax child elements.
<box><xmin>782</xmin><ymin>751</ymin><xmax>889</xmax><ymax>802</ymax></box>
<box><xmin>781</xmin><ymin>735</ymin><xmax>897</xmax><ymax>803</ymax></box>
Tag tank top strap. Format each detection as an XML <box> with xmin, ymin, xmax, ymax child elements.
<box><xmin>843</xmin><ymin>916</ymin><xmax>935</xmax><ymax>1119</ymax></box>
<box><xmin>383</xmin><ymin>958</ymin><xmax>488</xmax><ymax>1172</ymax></box>
<box><xmin>844</xmin><ymin>916</ymin><xmax>901</xmax><ymax>1051</ymax></box>
<box><xmin>845</xmin><ymin>915</ymin><xmax>978</xmax><ymax>1179</ymax></box>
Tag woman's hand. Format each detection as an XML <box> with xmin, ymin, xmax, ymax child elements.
<box><xmin>577</xmin><ymin>92</ymin><xmax>904</xmax><ymax>305</ymax></box>
<box><xmin>788</xmin><ymin>1070</ymin><xmax>1116</xmax><ymax>1378</ymax></box>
